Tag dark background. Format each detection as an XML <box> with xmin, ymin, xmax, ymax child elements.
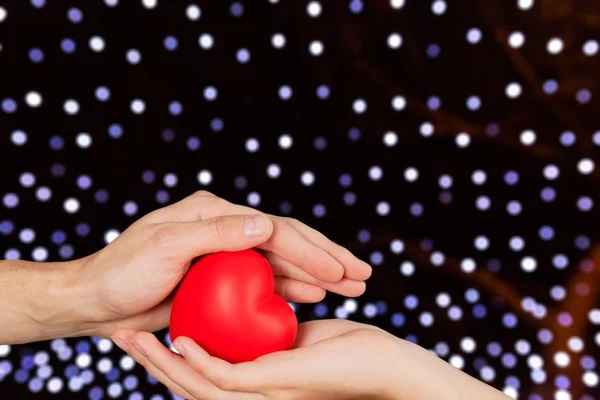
<box><xmin>1</xmin><ymin>0</ymin><xmax>600</xmax><ymax>399</ymax></box>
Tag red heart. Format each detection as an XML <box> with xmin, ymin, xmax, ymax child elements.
<box><xmin>170</xmin><ymin>249</ymin><xmax>298</xmax><ymax>363</ymax></box>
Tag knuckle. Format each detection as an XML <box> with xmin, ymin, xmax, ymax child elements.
<box><xmin>148</xmin><ymin>224</ymin><xmax>176</xmax><ymax>249</ymax></box>
<box><xmin>283</xmin><ymin>217</ymin><xmax>300</xmax><ymax>226</ymax></box>
<box><xmin>191</xmin><ymin>190</ymin><xmax>215</xmax><ymax>199</ymax></box>
<box><xmin>212</xmin><ymin>373</ymin><xmax>233</xmax><ymax>390</ymax></box>
<box><xmin>207</xmin><ymin>217</ymin><xmax>227</xmax><ymax>238</ymax></box>
<box><xmin>190</xmin><ymin>190</ymin><xmax>229</xmax><ymax>215</ymax></box>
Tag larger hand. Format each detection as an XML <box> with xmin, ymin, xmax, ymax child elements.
<box><xmin>75</xmin><ymin>191</ymin><xmax>371</xmax><ymax>337</ymax></box>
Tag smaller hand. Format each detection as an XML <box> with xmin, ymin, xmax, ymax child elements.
<box><xmin>113</xmin><ymin>320</ymin><xmax>512</xmax><ymax>400</ymax></box>
<box><xmin>113</xmin><ymin>320</ymin><xmax>423</xmax><ymax>400</ymax></box>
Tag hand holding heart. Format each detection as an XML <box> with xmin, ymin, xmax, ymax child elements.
<box><xmin>78</xmin><ymin>191</ymin><xmax>371</xmax><ymax>338</ymax></box>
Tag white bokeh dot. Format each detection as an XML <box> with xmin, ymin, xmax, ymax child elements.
<box><xmin>64</xmin><ymin>198</ymin><xmax>80</xmax><ymax>214</ymax></box>
<box><xmin>278</xmin><ymin>134</ymin><xmax>293</xmax><ymax>149</ymax></box>
<box><xmin>76</xmin><ymin>353</ymin><xmax>91</xmax><ymax>368</ymax></box>
<box><xmin>456</xmin><ymin>132</ymin><xmax>471</xmax><ymax>148</ymax></box>
<box><xmin>247</xmin><ymin>191</ymin><xmax>261</xmax><ymax>206</ymax></box>
<box><xmin>390</xmin><ymin>0</ymin><xmax>405</xmax><ymax>9</ymax></box>
<box><xmin>404</xmin><ymin>167</ymin><xmax>418</xmax><ymax>182</ymax></box>
<box><xmin>301</xmin><ymin>171</ymin><xmax>315</xmax><ymax>186</ymax></box>
<box><xmin>25</xmin><ymin>91</ymin><xmax>43</xmax><ymax>107</ymax></box>
<box><xmin>353</xmin><ymin>98</ymin><xmax>367</xmax><ymax>114</ymax></box>
<box><xmin>142</xmin><ymin>0</ymin><xmax>157</xmax><ymax>9</ymax></box>
<box><xmin>186</xmin><ymin>4</ymin><xmax>201</xmax><ymax>20</ymax></box>
<box><xmin>583</xmin><ymin>371</ymin><xmax>599</xmax><ymax>388</ymax></box>
<box><xmin>199</xmin><ymin>33</ymin><xmax>214</xmax><ymax>49</ymax></box>
<box><xmin>266</xmin><ymin>163</ymin><xmax>281</xmax><ymax>178</ymax></box>
<box><xmin>197</xmin><ymin>170</ymin><xmax>213</xmax><ymax>185</ymax></box>
<box><xmin>518</xmin><ymin>0</ymin><xmax>534</xmax><ymax>10</ymax></box>
<box><xmin>461</xmin><ymin>258</ymin><xmax>476</xmax><ymax>273</ymax></box>
<box><xmin>449</xmin><ymin>355</ymin><xmax>464</xmax><ymax>369</ymax></box>
<box><xmin>383</xmin><ymin>131</ymin><xmax>398</xmax><ymax>146</ymax></box>
<box><xmin>508</xmin><ymin>32</ymin><xmax>525</xmax><ymax>48</ymax></box>
<box><xmin>520</xmin><ymin>130</ymin><xmax>536</xmax><ymax>145</ymax></box>
<box><xmin>521</xmin><ymin>256</ymin><xmax>537</xmax><ymax>272</ymax></box>
<box><xmin>578</xmin><ymin>158</ymin><xmax>594</xmax><ymax>174</ymax></box>
<box><xmin>553</xmin><ymin>351</ymin><xmax>570</xmax><ymax>368</ymax></box>
<box><xmin>309</xmin><ymin>40</ymin><xmax>324</xmax><ymax>56</ymax></box>
<box><xmin>32</xmin><ymin>247</ymin><xmax>48</xmax><ymax>262</ymax></box>
<box><xmin>461</xmin><ymin>337</ymin><xmax>476</xmax><ymax>353</ymax></box>
<box><xmin>369</xmin><ymin>165</ymin><xmax>383</xmax><ymax>181</ymax></box>
<box><xmin>547</xmin><ymin>38</ymin><xmax>564</xmax><ymax>54</ymax></box>
<box><xmin>47</xmin><ymin>377</ymin><xmax>63</xmax><ymax>394</ymax></box>
<box><xmin>420</xmin><ymin>122</ymin><xmax>434</xmax><ymax>137</ymax></box>
<box><xmin>466</xmin><ymin>28</ymin><xmax>482</xmax><ymax>44</ymax></box>
<box><xmin>272</xmin><ymin>33</ymin><xmax>286</xmax><ymax>48</ymax></box>
<box><xmin>104</xmin><ymin>229</ymin><xmax>120</xmax><ymax>244</ymax></box>
<box><xmin>392</xmin><ymin>95</ymin><xmax>406</xmax><ymax>110</ymax></box>
<box><xmin>583</xmin><ymin>40</ymin><xmax>599</xmax><ymax>56</ymax></box>
<box><xmin>11</xmin><ymin>130</ymin><xmax>28</xmax><ymax>146</ymax></box>
<box><xmin>387</xmin><ymin>33</ymin><xmax>403</xmax><ymax>49</ymax></box>
<box><xmin>431</xmin><ymin>0</ymin><xmax>447</xmax><ymax>15</ymax></box>
<box><xmin>506</xmin><ymin>82</ymin><xmax>522</xmax><ymax>98</ymax></box>
<box><xmin>246</xmin><ymin>137</ymin><xmax>260</xmax><ymax>152</ymax></box>
<box><xmin>64</xmin><ymin>99</ymin><xmax>80</xmax><ymax>115</ymax></box>
<box><xmin>76</xmin><ymin>132</ymin><xmax>92</xmax><ymax>148</ymax></box>
<box><xmin>307</xmin><ymin>1</ymin><xmax>322</xmax><ymax>17</ymax></box>
<box><xmin>130</xmin><ymin>99</ymin><xmax>146</xmax><ymax>114</ymax></box>
<box><xmin>89</xmin><ymin>36</ymin><xmax>105</xmax><ymax>52</ymax></box>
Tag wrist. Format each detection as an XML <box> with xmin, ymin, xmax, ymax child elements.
<box><xmin>23</xmin><ymin>258</ymin><xmax>100</xmax><ymax>341</ymax></box>
<box><xmin>380</xmin><ymin>338</ymin><xmax>510</xmax><ymax>400</ymax></box>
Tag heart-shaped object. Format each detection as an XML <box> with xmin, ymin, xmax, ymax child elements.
<box><xmin>170</xmin><ymin>249</ymin><xmax>298</xmax><ymax>363</ymax></box>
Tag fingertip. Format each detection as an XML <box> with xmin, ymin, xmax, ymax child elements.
<box><xmin>349</xmin><ymin>281</ymin><xmax>366</xmax><ymax>297</ymax></box>
<box><xmin>243</xmin><ymin>214</ymin><xmax>273</xmax><ymax>239</ymax></box>
<box><xmin>313</xmin><ymin>288</ymin><xmax>327</xmax><ymax>302</ymax></box>
<box><xmin>112</xmin><ymin>328</ymin><xmax>136</xmax><ymax>342</ymax></box>
<box><xmin>345</xmin><ymin>260</ymin><xmax>373</xmax><ymax>281</ymax></box>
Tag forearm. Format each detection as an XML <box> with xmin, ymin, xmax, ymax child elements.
<box><xmin>0</xmin><ymin>258</ymin><xmax>95</xmax><ymax>344</ymax></box>
<box><xmin>383</xmin><ymin>338</ymin><xmax>510</xmax><ymax>400</ymax></box>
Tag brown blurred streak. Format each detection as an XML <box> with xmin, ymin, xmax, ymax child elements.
<box><xmin>354</xmin><ymin>232</ymin><xmax>549</xmax><ymax>328</ymax></box>
<box><xmin>339</xmin><ymin>3</ymin><xmax>600</xmax><ymax>180</ymax></box>
<box><xmin>538</xmin><ymin>0</ymin><xmax>575</xmax><ymax>22</ymax></box>
<box><xmin>480</xmin><ymin>2</ymin><xmax>594</xmax><ymax>155</ymax></box>
<box><xmin>537</xmin><ymin>245</ymin><xmax>600</xmax><ymax>399</ymax></box>
<box><xmin>338</xmin><ymin>36</ymin><xmax>600</xmax><ymax>180</ymax></box>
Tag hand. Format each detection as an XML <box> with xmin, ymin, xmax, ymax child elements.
<box><xmin>72</xmin><ymin>191</ymin><xmax>371</xmax><ymax>337</ymax></box>
<box><xmin>114</xmin><ymin>320</ymin><xmax>402</xmax><ymax>400</ymax></box>
<box><xmin>114</xmin><ymin>320</ymin><xmax>511</xmax><ymax>400</ymax></box>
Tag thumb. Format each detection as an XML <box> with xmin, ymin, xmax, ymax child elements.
<box><xmin>164</xmin><ymin>214</ymin><xmax>274</xmax><ymax>257</ymax></box>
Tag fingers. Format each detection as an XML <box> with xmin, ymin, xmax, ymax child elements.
<box><xmin>258</xmin><ymin>219</ymin><xmax>344</xmax><ymax>283</ymax></box>
<box><xmin>111</xmin><ymin>330</ymin><xmax>196</xmax><ymax>400</ymax></box>
<box><xmin>127</xmin><ymin>331</ymin><xmax>261</xmax><ymax>400</ymax></box>
<box><xmin>172</xmin><ymin>337</ymin><xmax>272</xmax><ymax>394</ymax></box>
<box><xmin>267</xmin><ymin>253</ymin><xmax>366</xmax><ymax>297</ymax></box>
<box><xmin>274</xmin><ymin>277</ymin><xmax>326</xmax><ymax>303</ymax></box>
<box><xmin>142</xmin><ymin>190</ymin><xmax>225</xmax><ymax>223</ymax></box>
<box><xmin>145</xmin><ymin>190</ymin><xmax>371</xmax><ymax>286</ymax></box>
<box><xmin>153</xmin><ymin>214</ymin><xmax>274</xmax><ymax>259</ymax></box>
<box><xmin>283</xmin><ymin>217</ymin><xmax>372</xmax><ymax>281</ymax></box>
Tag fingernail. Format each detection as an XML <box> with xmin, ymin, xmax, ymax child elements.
<box><xmin>243</xmin><ymin>215</ymin><xmax>270</xmax><ymax>237</ymax></box>
<box><xmin>173</xmin><ymin>339</ymin><xmax>187</xmax><ymax>357</ymax></box>
<box><xmin>111</xmin><ymin>336</ymin><xmax>128</xmax><ymax>353</ymax></box>
<box><xmin>129</xmin><ymin>340</ymin><xmax>147</xmax><ymax>357</ymax></box>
